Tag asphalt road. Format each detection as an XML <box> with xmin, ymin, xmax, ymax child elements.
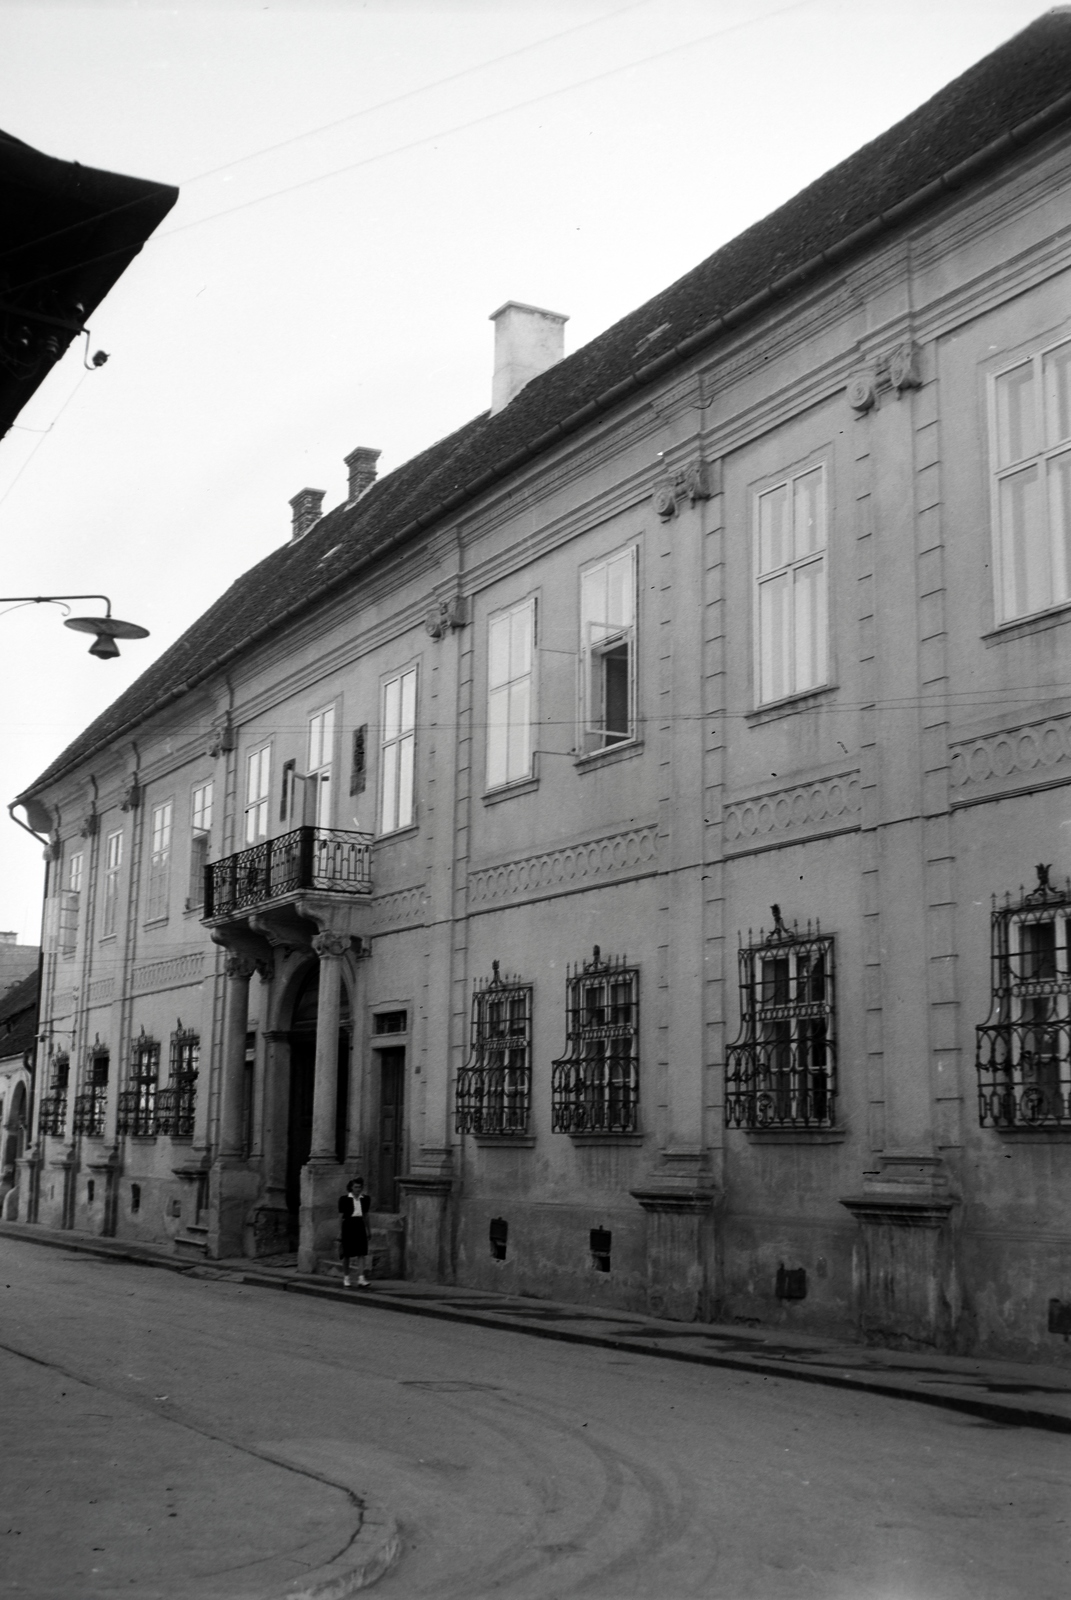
<box><xmin>1</xmin><ymin>1239</ymin><xmax>1068</xmax><ymax>1600</ymax></box>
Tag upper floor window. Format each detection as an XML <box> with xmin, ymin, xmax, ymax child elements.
<box><xmin>59</xmin><ymin>851</ymin><xmax>82</xmax><ymax>956</ymax></box>
<box><xmin>725</xmin><ymin>908</ymin><xmax>836</xmax><ymax>1129</ymax></box>
<box><xmin>380</xmin><ymin>667</ymin><xmax>416</xmax><ymax>834</ymax></box>
<box><xmin>976</xmin><ymin>865</ymin><xmax>1070</xmax><ymax>1128</ymax></box>
<box><xmin>245</xmin><ymin>746</ymin><xmax>271</xmax><ymax>844</ymax></box>
<box><xmin>552</xmin><ymin>947</ymin><xmax>639</xmax><ymax>1135</ymax></box>
<box><xmin>146</xmin><ymin>800</ymin><xmax>172</xmax><ymax>921</ymax></box>
<box><xmin>456</xmin><ymin>963</ymin><xmax>532</xmax><ymax>1136</ymax></box>
<box><xmin>580</xmin><ymin>546</ymin><xmax>636</xmax><ymax>754</ymax></box>
<box><xmin>487</xmin><ymin>597</ymin><xmax>535</xmax><ymax>789</ymax></box>
<box><xmin>991</xmin><ymin>339</ymin><xmax>1071</xmax><ymax>623</ymax></box>
<box><xmin>188</xmin><ymin>781</ymin><xmax>213</xmax><ymax>909</ymax></box>
<box><xmin>755</xmin><ymin>464</ymin><xmax>828</xmax><ymax>705</ymax></box>
<box><xmin>308</xmin><ymin>705</ymin><xmax>336</xmax><ymax>827</ymax></box>
<box><xmin>101</xmin><ymin>830</ymin><xmax>122</xmax><ymax>938</ymax></box>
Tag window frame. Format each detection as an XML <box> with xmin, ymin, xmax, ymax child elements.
<box><xmin>486</xmin><ymin>595</ymin><xmax>537</xmax><ymax>792</ymax></box>
<box><xmin>578</xmin><ymin>544</ymin><xmax>638</xmax><ymax>757</ymax></box>
<box><xmin>117</xmin><ymin>1032</ymin><xmax>160</xmax><ymax>1138</ymax></box>
<box><xmin>101</xmin><ymin>829</ymin><xmax>122</xmax><ymax>938</ymax></box>
<box><xmin>146</xmin><ymin>798</ymin><xmax>173</xmax><ymax>923</ymax></box>
<box><xmin>379</xmin><ymin>664</ymin><xmax>418</xmax><ymax>836</ymax></box>
<box><xmin>551</xmin><ymin>947</ymin><xmax>640</xmax><ymax>1136</ymax></box>
<box><xmin>456</xmin><ymin>964</ymin><xmax>533</xmax><ymax>1137</ymax></box>
<box><xmin>725</xmin><ymin>912</ymin><xmax>837</xmax><ymax>1131</ymax></box>
<box><xmin>244</xmin><ymin>745</ymin><xmax>272</xmax><ymax>845</ymax></box>
<box><xmin>307</xmin><ymin>703</ymin><xmax>337</xmax><ymax>828</ymax></box>
<box><xmin>976</xmin><ymin>868</ymin><xmax>1071</xmax><ymax>1128</ymax></box>
<box><xmin>187</xmin><ymin>779</ymin><xmax>213</xmax><ymax>909</ymax></box>
<box><xmin>988</xmin><ymin>335</ymin><xmax>1071</xmax><ymax>626</ymax></box>
<box><xmin>752</xmin><ymin>460</ymin><xmax>829</xmax><ymax>708</ymax></box>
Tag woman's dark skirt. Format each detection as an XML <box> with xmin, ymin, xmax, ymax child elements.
<box><xmin>340</xmin><ymin>1215</ymin><xmax>369</xmax><ymax>1259</ymax></box>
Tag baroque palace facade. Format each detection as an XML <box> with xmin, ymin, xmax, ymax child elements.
<box><xmin>12</xmin><ymin>13</ymin><xmax>1071</xmax><ymax>1359</ymax></box>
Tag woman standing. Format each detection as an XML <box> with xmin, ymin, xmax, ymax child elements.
<box><xmin>338</xmin><ymin>1177</ymin><xmax>370</xmax><ymax>1287</ymax></box>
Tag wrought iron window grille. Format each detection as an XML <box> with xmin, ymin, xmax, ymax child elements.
<box><xmin>73</xmin><ymin>1045</ymin><xmax>109</xmax><ymax>1137</ymax></box>
<box><xmin>552</xmin><ymin>947</ymin><xmax>639</xmax><ymax>1135</ymax></box>
<box><xmin>976</xmin><ymin>864</ymin><xmax>1071</xmax><ymax>1129</ymax></box>
<box><xmin>725</xmin><ymin>906</ymin><xmax>836</xmax><ymax>1130</ymax></box>
<box><xmin>39</xmin><ymin>1051</ymin><xmax>69</xmax><ymax>1137</ymax></box>
<box><xmin>456</xmin><ymin>962</ymin><xmax>532</xmax><ymax>1136</ymax></box>
<box><xmin>156</xmin><ymin>1023</ymin><xmax>199</xmax><ymax>1138</ymax></box>
<box><xmin>118</xmin><ymin>1030</ymin><xmax>159</xmax><ymax>1138</ymax></box>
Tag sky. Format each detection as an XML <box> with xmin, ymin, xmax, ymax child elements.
<box><xmin>0</xmin><ymin>0</ymin><xmax>1056</xmax><ymax>942</ymax></box>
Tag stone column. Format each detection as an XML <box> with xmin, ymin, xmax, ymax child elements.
<box><xmin>296</xmin><ymin>931</ymin><xmax>348</xmax><ymax>1274</ymax></box>
<box><xmin>218</xmin><ymin>955</ymin><xmax>256</xmax><ymax>1157</ymax></box>
<box><xmin>309</xmin><ymin>932</ymin><xmax>348</xmax><ymax>1160</ymax></box>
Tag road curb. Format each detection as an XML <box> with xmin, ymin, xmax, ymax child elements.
<box><xmin>280</xmin><ymin>1512</ymin><xmax>401</xmax><ymax>1599</ymax></box>
<box><xmin>5</xmin><ymin>1221</ymin><xmax>1071</xmax><ymax>1436</ymax></box>
<box><xmin>243</xmin><ymin>1271</ymin><xmax>1071</xmax><ymax>1435</ymax></box>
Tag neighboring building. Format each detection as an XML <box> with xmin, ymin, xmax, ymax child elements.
<box><xmin>0</xmin><ymin>932</ymin><xmax>38</xmax><ymax>996</ymax></box>
<box><xmin>0</xmin><ymin>969</ymin><xmax>37</xmax><ymax>1219</ymax></box>
<box><xmin>10</xmin><ymin>13</ymin><xmax>1071</xmax><ymax>1359</ymax></box>
<box><xmin>0</xmin><ymin>129</ymin><xmax>177</xmax><ymax>439</ymax></box>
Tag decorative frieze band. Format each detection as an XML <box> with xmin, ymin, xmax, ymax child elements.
<box><xmin>724</xmin><ymin>771</ymin><xmax>862</xmax><ymax>853</ymax></box>
<box><xmin>87</xmin><ymin>977</ymin><xmax>114</xmax><ymax>1006</ymax></box>
<box><xmin>132</xmin><ymin>952</ymin><xmax>205</xmax><ymax>996</ymax></box>
<box><xmin>950</xmin><ymin>716</ymin><xmax>1071</xmax><ymax>804</ymax></box>
<box><xmin>468</xmin><ymin>825</ymin><xmax>659</xmax><ymax>910</ymax></box>
<box><xmin>371</xmin><ymin>886</ymin><xmax>426</xmax><ymax>932</ymax></box>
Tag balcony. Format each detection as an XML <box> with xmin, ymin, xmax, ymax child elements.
<box><xmin>204</xmin><ymin>827</ymin><xmax>373</xmax><ymax>921</ymax></box>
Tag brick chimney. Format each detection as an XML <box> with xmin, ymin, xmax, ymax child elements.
<box><xmin>289</xmin><ymin>487</ymin><xmax>325</xmax><ymax>541</ymax></box>
<box><xmin>490</xmin><ymin>301</ymin><xmax>568</xmax><ymax>416</ymax></box>
<box><xmin>344</xmin><ymin>446</ymin><xmax>381</xmax><ymax>504</ymax></box>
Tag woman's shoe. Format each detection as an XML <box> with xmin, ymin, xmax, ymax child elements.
<box><xmin>357</xmin><ymin>1276</ymin><xmax>369</xmax><ymax>1287</ymax></box>
<box><xmin>343</xmin><ymin>1276</ymin><xmax>351</xmax><ymax>1287</ymax></box>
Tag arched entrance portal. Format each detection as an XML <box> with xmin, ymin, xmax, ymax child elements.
<box><xmin>285</xmin><ymin>965</ymin><xmax>351</xmax><ymax>1228</ymax></box>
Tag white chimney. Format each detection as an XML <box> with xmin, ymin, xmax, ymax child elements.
<box><xmin>489</xmin><ymin>301</ymin><xmax>568</xmax><ymax>416</ymax></box>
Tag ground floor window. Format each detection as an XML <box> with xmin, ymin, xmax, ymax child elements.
<box><xmin>976</xmin><ymin>865</ymin><xmax>1071</xmax><ymax>1128</ymax></box>
<box><xmin>456</xmin><ymin>964</ymin><xmax>532</xmax><ymax>1136</ymax></box>
<box><xmin>552</xmin><ymin>948</ymin><xmax>639</xmax><ymax>1135</ymax></box>
<box><xmin>725</xmin><ymin>909</ymin><xmax>836</xmax><ymax>1130</ymax></box>
<box><xmin>118</xmin><ymin>1032</ymin><xmax>159</xmax><ymax>1138</ymax></box>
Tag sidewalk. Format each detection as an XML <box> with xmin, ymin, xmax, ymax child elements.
<box><xmin>4</xmin><ymin>1218</ymin><xmax>1071</xmax><ymax>1435</ymax></box>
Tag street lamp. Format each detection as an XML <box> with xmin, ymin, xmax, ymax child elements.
<box><xmin>0</xmin><ymin>593</ymin><xmax>149</xmax><ymax>658</ymax></box>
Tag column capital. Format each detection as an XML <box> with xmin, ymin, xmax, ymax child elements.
<box><xmin>312</xmin><ymin>930</ymin><xmax>350</xmax><ymax>961</ymax></box>
<box><xmin>224</xmin><ymin>954</ymin><xmax>258</xmax><ymax>981</ymax></box>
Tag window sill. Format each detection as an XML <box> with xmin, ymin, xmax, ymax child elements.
<box><xmin>184</xmin><ymin>900</ymin><xmax>205</xmax><ymax>916</ymax></box>
<box><xmin>473</xmin><ymin>1134</ymin><xmax>536</xmax><ymax>1147</ymax></box>
<box><xmin>568</xmin><ymin>1132</ymin><xmax>645</xmax><ymax>1146</ymax></box>
<box><xmin>746</xmin><ymin>685</ymin><xmax>838</xmax><ymax>726</ymax></box>
<box><xmin>482</xmin><ymin>775</ymin><xmax>539</xmax><ymax>806</ymax></box>
<box><xmin>983</xmin><ymin>602</ymin><xmax>1071</xmax><ymax>646</ymax></box>
<box><xmin>991</xmin><ymin>1126</ymin><xmax>1071</xmax><ymax>1143</ymax></box>
<box><xmin>574</xmin><ymin>739</ymin><xmax>644</xmax><ymax>773</ymax></box>
<box><xmin>142</xmin><ymin>916</ymin><xmax>169</xmax><ymax>930</ymax></box>
<box><xmin>98</xmin><ymin>935</ymin><xmax>117</xmax><ymax>945</ymax></box>
<box><xmin>742</xmin><ymin>1126</ymin><xmax>846</xmax><ymax>1144</ymax></box>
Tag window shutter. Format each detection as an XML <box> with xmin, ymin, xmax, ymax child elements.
<box><xmin>350</xmin><ymin>725</ymin><xmax>367</xmax><ymax>796</ymax></box>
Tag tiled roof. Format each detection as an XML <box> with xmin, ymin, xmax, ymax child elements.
<box><xmin>18</xmin><ymin>9</ymin><xmax>1071</xmax><ymax>802</ymax></box>
<box><xmin>0</xmin><ymin>969</ymin><xmax>38</xmax><ymax>1062</ymax></box>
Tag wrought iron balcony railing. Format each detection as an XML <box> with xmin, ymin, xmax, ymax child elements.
<box><xmin>976</xmin><ymin>1021</ymin><xmax>1071</xmax><ymax>1127</ymax></box>
<box><xmin>38</xmin><ymin>1091</ymin><xmax>67</xmax><ymax>1137</ymax></box>
<box><xmin>155</xmin><ymin>1075</ymin><xmax>197</xmax><ymax>1138</ymax></box>
<box><xmin>204</xmin><ymin>826</ymin><xmax>373</xmax><ymax>919</ymax></box>
<box><xmin>117</xmin><ymin>1085</ymin><xmax>156</xmax><ymax>1138</ymax></box>
<box><xmin>73</xmin><ymin>1085</ymin><xmax>107</xmax><ymax>1137</ymax></box>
